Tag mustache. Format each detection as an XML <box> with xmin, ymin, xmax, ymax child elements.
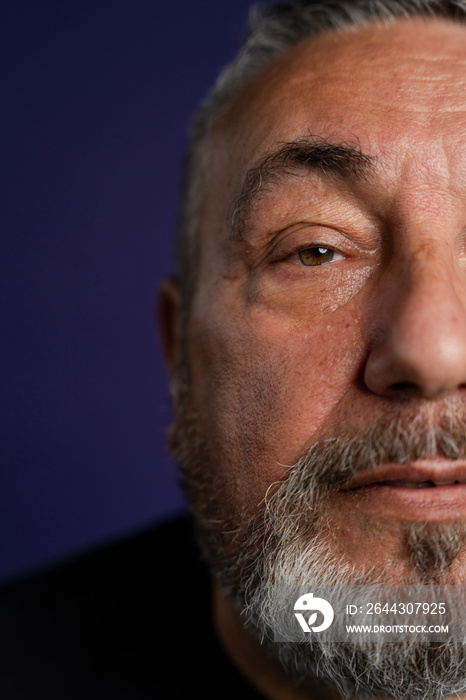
<box><xmin>271</xmin><ymin>410</ymin><xmax>466</xmax><ymax>513</ymax></box>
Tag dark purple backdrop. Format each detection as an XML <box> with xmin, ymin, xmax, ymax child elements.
<box><xmin>1</xmin><ymin>0</ymin><xmax>256</xmax><ymax>580</ymax></box>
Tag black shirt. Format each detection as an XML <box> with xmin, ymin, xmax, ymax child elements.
<box><xmin>0</xmin><ymin>516</ymin><xmax>266</xmax><ymax>699</ymax></box>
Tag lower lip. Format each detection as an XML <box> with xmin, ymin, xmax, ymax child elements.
<box><xmin>340</xmin><ymin>483</ymin><xmax>466</xmax><ymax>520</ymax></box>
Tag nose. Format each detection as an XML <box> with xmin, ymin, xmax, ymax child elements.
<box><xmin>364</xmin><ymin>262</ymin><xmax>466</xmax><ymax>398</ymax></box>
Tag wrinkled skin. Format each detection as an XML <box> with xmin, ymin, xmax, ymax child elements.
<box><xmin>160</xmin><ymin>17</ymin><xmax>466</xmax><ymax>700</ymax></box>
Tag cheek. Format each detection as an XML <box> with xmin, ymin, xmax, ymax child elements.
<box><xmin>188</xmin><ymin>301</ymin><xmax>366</xmax><ymax>509</ymax></box>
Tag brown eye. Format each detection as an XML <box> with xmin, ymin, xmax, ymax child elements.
<box><xmin>298</xmin><ymin>247</ymin><xmax>335</xmax><ymax>266</ymax></box>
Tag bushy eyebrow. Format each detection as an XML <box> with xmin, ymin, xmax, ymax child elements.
<box><xmin>229</xmin><ymin>135</ymin><xmax>376</xmax><ymax>240</ymax></box>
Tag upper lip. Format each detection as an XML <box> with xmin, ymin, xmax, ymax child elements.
<box><xmin>344</xmin><ymin>460</ymin><xmax>466</xmax><ymax>490</ymax></box>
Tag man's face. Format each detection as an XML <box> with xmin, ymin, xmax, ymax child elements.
<box><xmin>174</xmin><ymin>17</ymin><xmax>466</xmax><ymax>586</ymax></box>
<box><xmin>162</xmin><ymin>16</ymin><xmax>466</xmax><ymax>698</ymax></box>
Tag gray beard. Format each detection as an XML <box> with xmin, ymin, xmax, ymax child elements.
<box><xmin>236</xmin><ymin>432</ymin><xmax>466</xmax><ymax>700</ymax></box>
<box><xmin>172</xmin><ymin>381</ymin><xmax>466</xmax><ymax>699</ymax></box>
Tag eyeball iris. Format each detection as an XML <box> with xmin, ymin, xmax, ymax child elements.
<box><xmin>298</xmin><ymin>247</ymin><xmax>335</xmax><ymax>266</ymax></box>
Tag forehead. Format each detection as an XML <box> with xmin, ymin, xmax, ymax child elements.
<box><xmin>207</xmin><ymin>18</ymin><xmax>466</xmax><ymax>199</ymax></box>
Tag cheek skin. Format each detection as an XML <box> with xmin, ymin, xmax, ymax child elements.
<box><xmin>188</xmin><ymin>289</ymin><xmax>368</xmax><ymax>517</ymax></box>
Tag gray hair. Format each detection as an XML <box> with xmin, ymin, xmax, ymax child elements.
<box><xmin>176</xmin><ymin>0</ymin><xmax>466</xmax><ymax>309</ymax></box>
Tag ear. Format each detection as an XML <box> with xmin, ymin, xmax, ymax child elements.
<box><xmin>158</xmin><ymin>278</ymin><xmax>182</xmax><ymax>377</ymax></box>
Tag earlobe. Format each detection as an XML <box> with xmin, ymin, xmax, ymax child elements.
<box><xmin>158</xmin><ymin>278</ymin><xmax>182</xmax><ymax>377</ymax></box>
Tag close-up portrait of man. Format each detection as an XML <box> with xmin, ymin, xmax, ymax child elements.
<box><xmin>2</xmin><ymin>0</ymin><xmax>466</xmax><ymax>698</ymax></box>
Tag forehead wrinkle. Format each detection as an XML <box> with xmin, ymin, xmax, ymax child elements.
<box><xmin>228</xmin><ymin>135</ymin><xmax>376</xmax><ymax>241</ymax></box>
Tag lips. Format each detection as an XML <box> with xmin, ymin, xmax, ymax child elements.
<box><xmin>344</xmin><ymin>461</ymin><xmax>466</xmax><ymax>491</ymax></box>
<box><xmin>338</xmin><ymin>461</ymin><xmax>466</xmax><ymax>520</ymax></box>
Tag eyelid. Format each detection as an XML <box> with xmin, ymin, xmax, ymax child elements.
<box><xmin>267</xmin><ymin>222</ymin><xmax>354</xmax><ymax>258</ymax></box>
<box><xmin>264</xmin><ymin>219</ymin><xmax>376</xmax><ymax>270</ymax></box>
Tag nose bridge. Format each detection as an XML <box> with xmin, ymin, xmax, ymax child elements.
<box><xmin>364</xmin><ymin>235</ymin><xmax>466</xmax><ymax>398</ymax></box>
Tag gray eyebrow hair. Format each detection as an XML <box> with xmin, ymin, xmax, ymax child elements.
<box><xmin>229</xmin><ymin>136</ymin><xmax>376</xmax><ymax>240</ymax></box>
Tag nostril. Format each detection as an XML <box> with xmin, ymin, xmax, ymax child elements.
<box><xmin>386</xmin><ymin>381</ymin><xmax>422</xmax><ymax>397</ymax></box>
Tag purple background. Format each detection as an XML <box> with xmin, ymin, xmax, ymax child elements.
<box><xmin>1</xmin><ymin>0</ymin><xmax>255</xmax><ymax>580</ymax></box>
